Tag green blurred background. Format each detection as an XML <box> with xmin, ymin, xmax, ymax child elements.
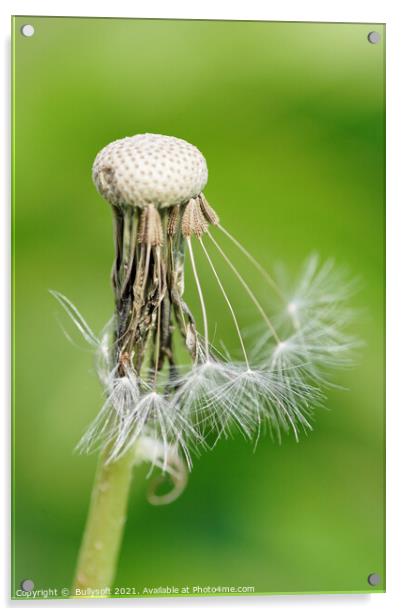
<box><xmin>12</xmin><ymin>17</ymin><xmax>385</xmax><ymax>598</ymax></box>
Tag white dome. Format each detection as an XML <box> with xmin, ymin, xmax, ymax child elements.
<box><xmin>92</xmin><ymin>133</ymin><xmax>208</xmax><ymax>208</ymax></box>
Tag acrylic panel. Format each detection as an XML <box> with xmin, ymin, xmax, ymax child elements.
<box><xmin>12</xmin><ymin>16</ymin><xmax>385</xmax><ymax>600</ymax></box>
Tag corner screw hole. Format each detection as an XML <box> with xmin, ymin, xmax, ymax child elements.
<box><xmin>21</xmin><ymin>24</ymin><xmax>35</xmax><ymax>38</ymax></box>
<box><xmin>20</xmin><ymin>579</ymin><xmax>35</xmax><ymax>591</ymax></box>
<box><xmin>367</xmin><ymin>31</ymin><xmax>380</xmax><ymax>44</ymax></box>
<box><xmin>367</xmin><ymin>572</ymin><xmax>381</xmax><ymax>587</ymax></box>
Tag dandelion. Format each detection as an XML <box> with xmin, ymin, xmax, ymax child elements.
<box><xmin>52</xmin><ymin>133</ymin><xmax>358</xmax><ymax>591</ymax></box>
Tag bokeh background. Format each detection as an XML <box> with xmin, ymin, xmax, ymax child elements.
<box><xmin>12</xmin><ymin>17</ymin><xmax>385</xmax><ymax>597</ymax></box>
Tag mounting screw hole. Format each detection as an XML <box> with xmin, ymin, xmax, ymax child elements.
<box><xmin>367</xmin><ymin>572</ymin><xmax>381</xmax><ymax>587</ymax></box>
<box><xmin>367</xmin><ymin>31</ymin><xmax>380</xmax><ymax>44</ymax></box>
<box><xmin>21</xmin><ymin>24</ymin><xmax>35</xmax><ymax>38</ymax></box>
<box><xmin>20</xmin><ymin>579</ymin><xmax>35</xmax><ymax>591</ymax></box>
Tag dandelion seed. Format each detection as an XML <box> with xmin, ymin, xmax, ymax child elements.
<box><xmin>76</xmin><ymin>365</ymin><xmax>141</xmax><ymax>456</ymax></box>
<box><xmin>252</xmin><ymin>255</ymin><xmax>361</xmax><ymax>385</ymax></box>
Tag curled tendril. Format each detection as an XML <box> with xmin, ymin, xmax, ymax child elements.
<box><xmin>146</xmin><ymin>447</ymin><xmax>188</xmax><ymax>506</ymax></box>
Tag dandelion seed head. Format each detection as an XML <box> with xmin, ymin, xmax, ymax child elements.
<box><xmin>92</xmin><ymin>133</ymin><xmax>208</xmax><ymax>209</ymax></box>
<box><xmin>54</xmin><ymin>138</ymin><xmax>361</xmax><ymax>506</ymax></box>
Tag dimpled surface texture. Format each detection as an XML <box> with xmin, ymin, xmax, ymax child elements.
<box><xmin>92</xmin><ymin>133</ymin><xmax>208</xmax><ymax>208</ymax></box>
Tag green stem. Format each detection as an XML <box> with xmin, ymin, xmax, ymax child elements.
<box><xmin>72</xmin><ymin>446</ymin><xmax>136</xmax><ymax>595</ymax></box>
